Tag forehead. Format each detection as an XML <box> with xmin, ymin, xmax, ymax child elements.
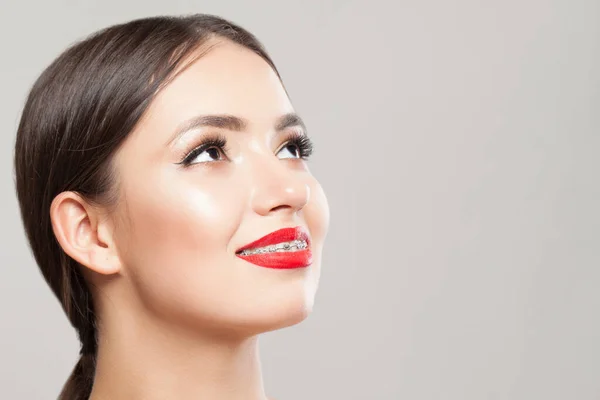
<box><xmin>144</xmin><ymin>40</ymin><xmax>293</xmax><ymax>127</ymax></box>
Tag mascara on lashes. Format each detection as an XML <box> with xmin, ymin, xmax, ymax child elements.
<box><xmin>176</xmin><ymin>131</ymin><xmax>314</xmax><ymax>167</ymax></box>
<box><xmin>177</xmin><ymin>133</ymin><xmax>229</xmax><ymax>166</ymax></box>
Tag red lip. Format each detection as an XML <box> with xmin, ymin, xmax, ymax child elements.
<box><xmin>236</xmin><ymin>226</ymin><xmax>312</xmax><ymax>269</ymax></box>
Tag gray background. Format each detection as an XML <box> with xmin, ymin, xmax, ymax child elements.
<box><xmin>1</xmin><ymin>0</ymin><xmax>599</xmax><ymax>399</ymax></box>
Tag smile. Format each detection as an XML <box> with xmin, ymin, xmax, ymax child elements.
<box><xmin>235</xmin><ymin>226</ymin><xmax>312</xmax><ymax>269</ymax></box>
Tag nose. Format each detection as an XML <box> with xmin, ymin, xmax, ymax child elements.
<box><xmin>250</xmin><ymin>160</ymin><xmax>310</xmax><ymax>217</ymax></box>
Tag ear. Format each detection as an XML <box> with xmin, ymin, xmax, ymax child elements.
<box><xmin>50</xmin><ymin>191</ymin><xmax>121</xmax><ymax>275</ymax></box>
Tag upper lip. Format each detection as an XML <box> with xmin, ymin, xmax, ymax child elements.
<box><xmin>236</xmin><ymin>226</ymin><xmax>310</xmax><ymax>254</ymax></box>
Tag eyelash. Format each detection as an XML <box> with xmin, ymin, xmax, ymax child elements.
<box><xmin>177</xmin><ymin>131</ymin><xmax>314</xmax><ymax>167</ymax></box>
<box><xmin>279</xmin><ymin>131</ymin><xmax>314</xmax><ymax>159</ymax></box>
<box><xmin>177</xmin><ymin>133</ymin><xmax>229</xmax><ymax>167</ymax></box>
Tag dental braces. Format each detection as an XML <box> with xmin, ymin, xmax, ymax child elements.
<box><xmin>239</xmin><ymin>240</ymin><xmax>308</xmax><ymax>256</ymax></box>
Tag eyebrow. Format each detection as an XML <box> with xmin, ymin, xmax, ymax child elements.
<box><xmin>167</xmin><ymin>112</ymin><xmax>308</xmax><ymax>146</ymax></box>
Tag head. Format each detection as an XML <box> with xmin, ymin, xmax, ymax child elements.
<box><xmin>14</xmin><ymin>14</ymin><xmax>329</xmax><ymax>400</ymax></box>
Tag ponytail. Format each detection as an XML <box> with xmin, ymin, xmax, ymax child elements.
<box><xmin>58</xmin><ymin>255</ymin><xmax>98</xmax><ymax>400</ymax></box>
<box><xmin>58</xmin><ymin>352</ymin><xmax>96</xmax><ymax>400</ymax></box>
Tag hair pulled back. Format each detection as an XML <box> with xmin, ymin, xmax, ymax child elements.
<box><xmin>13</xmin><ymin>14</ymin><xmax>280</xmax><ymax>400</ymax></box>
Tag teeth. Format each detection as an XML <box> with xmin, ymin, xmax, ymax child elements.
<box><xmin>238</xmin><ymin>240</ymin><xmax>308</xmax><ymax>256</ymax></box>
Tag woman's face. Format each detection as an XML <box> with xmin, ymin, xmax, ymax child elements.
<box><xmin>110</xmin><ymin>39</ymin><xmax>329</xmax><ymax>336</ymax></box>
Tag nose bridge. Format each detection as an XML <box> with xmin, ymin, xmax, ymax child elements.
<box><xmin>248</xmin><ymin>151</ymin><xmax>309</xmax><ymax>215</ymax></box>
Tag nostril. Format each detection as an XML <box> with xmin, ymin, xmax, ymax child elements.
<box><xmin>270</xmin><ymin>204</ymin><xmax>291</xmax><ymax>213</ymax></box>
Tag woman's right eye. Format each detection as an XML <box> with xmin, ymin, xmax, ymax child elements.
<box><xmin>186</xmin><ymin>146</ymin><xmax>225</xmax><ymax>165</ymax></box>
<box><xmin>177</xmin><ymin>134</ymin><xmax>229</xmax><ymax>167</ymax></box>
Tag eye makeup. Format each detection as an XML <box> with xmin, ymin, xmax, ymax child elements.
<box><xmin>176</xmin><ymin>133</ymin><xmax>229</xmax><ymax>167</ymax></box>
<box><xmin>176</xmin><ymin>130</ymin><xmax>315</xmax><ymax>168</ymax></box>
<box><xmin>275</xmin><ymin>131</ymin><xmax>314</xmax><ymax>159</ymax></box>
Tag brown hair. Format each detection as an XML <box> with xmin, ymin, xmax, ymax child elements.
<box><xmin>13</xmin><ymin>14</ymin><xmax>281</xmax><ymax>400</ymax></box>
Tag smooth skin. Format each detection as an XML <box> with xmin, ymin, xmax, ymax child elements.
<box><xmin>50</xmin><ymin>38</ymin><xmax>330</xmax><ymax>400</ymax></box>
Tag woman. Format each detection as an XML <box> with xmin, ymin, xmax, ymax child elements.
<box><xmin>13</xmin><ymin>14</ymin><xmax>329</xmax><ymax>400</ymax></box>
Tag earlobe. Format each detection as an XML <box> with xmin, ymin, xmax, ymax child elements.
<box><xmin>50</xmin><ymin>192</ymin><xmax>121</xmax><ymax>275</ymax></box>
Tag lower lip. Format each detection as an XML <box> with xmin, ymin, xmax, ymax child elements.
<box><xmin>236</xmin><ymin>249</ymin><xmax>312</xmax><ymax>269</ymax></box>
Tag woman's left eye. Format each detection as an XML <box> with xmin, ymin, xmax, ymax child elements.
<box><xmin>276</xmin><ymin>133</ymin><xmax>313</xmax><ymax>160</ymax></box>
<box><xmin>277</xmin><ymin>143</ymin><xmax>301</xmax><ymax>159</ymax></box>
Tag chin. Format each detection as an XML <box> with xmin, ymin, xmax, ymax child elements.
<box><xmin>225</xmin><ymin>288</ymin><xmax>317</xmax><ymax>338</ymax></box>
<box><xmin>151</xmin><ymin>264</ymin><xmax>321</xmax><ymax>339</ymax></box>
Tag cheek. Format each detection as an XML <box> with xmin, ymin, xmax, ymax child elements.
<box><xmin>126</xmin><ymin>178</ymin><xmax>241</xmax><ymax>258</ymax></box>
<box><xmin>116</xmin><ymin>168</ymin><xmax>246</xmax><ymax>317</ymax></box>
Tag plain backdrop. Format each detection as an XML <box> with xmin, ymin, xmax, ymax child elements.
<box><xmin>1</xmin><ymin>0</ymin><xmax>599</xmax><ymax>399</ymax></box>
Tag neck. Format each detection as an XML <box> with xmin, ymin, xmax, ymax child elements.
<box><xmin>88</xmin><ymin>314</ymin><xmax>270</xmax><ymax>400</ymax></box>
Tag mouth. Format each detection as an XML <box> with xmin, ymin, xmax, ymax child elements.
<box><xmin>235</xmin><ymin>226</ymin><xmax>312</xmax><ymax>269</ymax></box>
